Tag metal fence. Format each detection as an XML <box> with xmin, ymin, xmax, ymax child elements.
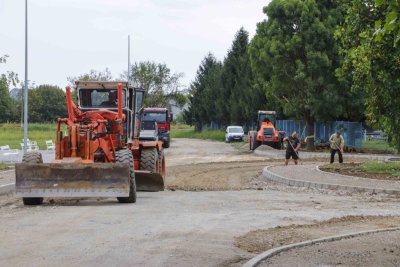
<box><xmin>275</xmin><ymin>120</ymin><xmax>307</xmax><ymax>140</ymax></box>
<box><xmin>277</xmin><ymin>120</ymin><xmax>363</xmax><ymax>148</ymax></box>
<box><xmin>201</xmin><ymin>119</ymin><xmax>363</xmax><ymax>148</ymax></box>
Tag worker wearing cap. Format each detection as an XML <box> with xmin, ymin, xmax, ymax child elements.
<box><xmin>329</xmin><ymin>131</ymin><xmax>344</xmax><ymax>163</ymax></box>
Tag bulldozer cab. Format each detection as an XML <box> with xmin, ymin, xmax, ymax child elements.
<box><xmin>257</xmin><ymin>111</ymin><xmax>276</xmax><ymax>130</ymax></box>
<box><xmin>76</xmin><ymin>81</ymin><xmax>145</xmax><ymax>143</ymax></box>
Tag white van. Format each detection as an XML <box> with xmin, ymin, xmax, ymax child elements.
<box><xmin>225</xmin><ymin>126</ymin><xmax>245</xmax><ymax>143</ymax></box>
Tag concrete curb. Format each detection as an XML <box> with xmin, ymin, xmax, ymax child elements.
<box><xmin>242</xmin><ymin>227</ymin><xmax>400</xmax><ymax>267</ymax></box>
<box><xmin>0</xmin><ymin>183</ymin><xmax>14</xmax><ymax>195</ymax></box>
<box><xmin>262</xmin><ymin>166</ymin><xmax>400</xmax><ymax>195</ymax></box>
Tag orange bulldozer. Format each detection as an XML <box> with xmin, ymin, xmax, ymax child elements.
<box><xmin>15</xmin><ymin>81</ymin><xmax>165</xmax><ymax>205</ymax></box>
<box><xmin>248</xmin><ymin>111</ymin><xmax>285</xmax><ymax>150</ymax></box>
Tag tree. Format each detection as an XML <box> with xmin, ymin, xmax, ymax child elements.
<box><xmin>373</xmin><ymin>0</ymin><xmax>400</xmax><ymax>46</ymax></box>
<box><xmin>124</xmin><ymin>61</ymin><xmax>184</xmax><ymax>107</ymax></box>
<box><xmin>337</xmin><ymin>0</ymin><xmax>400</xmax><ymax>150</ymax></box>
<box><xmin>28</xmin><ymin>85</ymin><xmax>67</xmax><ymax>122</ymax></box>
<box><xmin>221</xmin><ymin>28</ymin><xmax>263</xmax><ymax>126</ymax></box>
<box><xmin>184</xmin><ymin>53</ymin><xmax>223</xmax><ymax>130</ymax></box>
<box><xmin>0</xmin><ymin>55</ymin><xmax>19</xmax><ymax>122</ymax></box>
<box><xmin>249</xmin><ymin>0</ymin><xmax>359</xmax><ymax>149</ymax></box>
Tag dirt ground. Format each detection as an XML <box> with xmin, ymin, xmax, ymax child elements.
<box><xmin>166</xmin><ymin>161</ymin><xmax>275</xmax><ymax>191</ymax></box>
<box><xmin>1</xmin><ymin>139</ymin><xmax>400</xmax><ymax>267</ymax></box>
<box><xmin>320</xmin><ymin>162</ymin><xmax>400</xmax><ymax>181</ymax></box>
<box><xmin>235</xmin><ymin>215</ymin><xmax>400</xmax><ymax>253</ymax></box>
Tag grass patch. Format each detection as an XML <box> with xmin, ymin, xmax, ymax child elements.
<box><xmin>171</xmin><ymin>125</ymin><xmax>225</xmax><ymax>142</ymax></box>
<box><xmin>0</xmin><ymin>164</ymin><xmax>13</xmax><ymax>171</ymax></box>
<box><xmin>0</xmin><ymin>123</ymin><xmax>58</xmax><ymax>150</ymax></box>
<box><xmin>362</xmin><ymin>139</ymin><xmax>396</xmax><ymax>153</ymax></box>
<box><xmin>361</xmin><ymin>161</ymin><xmax>400</xmax><ymax>176</ymax></box>
<box><xmin>0</xmin><ymin>123</ymin><xmax>226</xmax><ymax>149</ymax></box>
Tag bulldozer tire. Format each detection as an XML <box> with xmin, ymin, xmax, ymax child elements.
<box><xmin>140</xmin><ymin>147</ymin><xmax>159</xmax><ymax>173</ymax></box>
<box><xmin>116</xmin><ymin>150</ymin><xmax>137</xmax><ymax>203</ymax></box>
<box><xmin>22</xmin><ymin>151</ymin><xmax>44</xmax><ymax>206</ymax></box>
<box><xmin>158</xmin><ymin>149</ymin><xmax>165</xmax><ymax>178</ymax></box>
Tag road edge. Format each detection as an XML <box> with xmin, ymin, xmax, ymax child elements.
<box><xmin>242</xmin><ymin>227</ymin><xmax>400</xmax><ymax>267</ymax></box>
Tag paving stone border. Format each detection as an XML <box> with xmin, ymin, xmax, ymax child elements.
<box><xmin>262</xmin><ymin>166</ymin><xmax>400</xmax><ymax>195</ymax></box>
<box><xmin>242</xmin><ymin>227</ymin><xmax>400</xmax><ymax>267</ymax></box>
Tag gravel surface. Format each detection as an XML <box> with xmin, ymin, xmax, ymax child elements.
<box><xmin>259</xmin><ymin>230</ymin><xmax>400</xmax><ymax>267</ymax></box>
<box><xmin>269</xmin><ymin>164</ymin><xmax>400</xmax><ymax>191</ymax></box>
<box><xmin>0</xmin><ymin>170</ymin><xmax>14</xmax><ymax>186</ymax></box>
<box><xmin>166</xmin><ymin>161</ymin><xmax>273</xmax><ymax>191</ymax></box>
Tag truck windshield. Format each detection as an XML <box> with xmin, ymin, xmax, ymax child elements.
<box><xmin>79</xmin><ymin>89</ymin><xmax>126</xmax><ymax>108</ymax></box>
<box><xmin>143</xmin><ymin>112</ymin><xmax>166</xmax><ymax>123</ymax></box>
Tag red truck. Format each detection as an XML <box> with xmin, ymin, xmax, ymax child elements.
<box><xmin>142</xmin><ymin>107</ymin><xmax>172</xmax><ymax>148</ymax></box>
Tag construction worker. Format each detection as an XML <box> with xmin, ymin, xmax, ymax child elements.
<box><xmin>283</xmin><ymin>131</ymin><xmax>301</xmax><ymax>165</ymax></box>
<box><xmin>329</xmin><ymin>131</ymin><xmax>344</xmax><ymax>163</ymax></box>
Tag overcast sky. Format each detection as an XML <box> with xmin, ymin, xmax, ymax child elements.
<box><xmin>0</xmin><ymin>0</ymin><xmax>269</xmax><ymax>90</ymax></box>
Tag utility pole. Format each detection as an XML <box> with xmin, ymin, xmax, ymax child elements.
<box><xmin>128</xmin><ymin>35</ymin><xmax>131</xmax><ymax>84</ymax></box>
<box><xmin>23</xmin><ymin>0</ymin><xmax>29</xmax><ymax>153</ymax></box>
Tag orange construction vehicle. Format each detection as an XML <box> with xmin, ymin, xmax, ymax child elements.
<box><xmin>248</xmin><ymin>110</ymin><xmax>285</xmax><ymax>150</ymax></box>
<box><xmin>15</xmin><ymin>81</ymin><xmax>165</xmax><ymax>205</ymax></box>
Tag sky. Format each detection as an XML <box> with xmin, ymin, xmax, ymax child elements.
<box><xmin>0</xmin><ymin>0</ymin><xmax>269</xmax><ymax>90</ymax></box>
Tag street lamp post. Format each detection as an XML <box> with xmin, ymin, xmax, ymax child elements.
<box><xmin>23</xmin><ymin>0</ymin><xmax>28</xmax><ymax>153</ymax></box>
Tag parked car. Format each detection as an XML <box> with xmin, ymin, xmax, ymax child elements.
<box><xmin>225</xmin><ymin>126</ymin><xmax>245</xmax><ymax>143</ymax></box>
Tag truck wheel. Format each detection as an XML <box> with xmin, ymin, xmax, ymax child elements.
<box><xmin>158</xmin><ymin>149</ymin><xmax>165</xmax><ymax>178</ymax></box>
<box><xmin>22</xmin><ymin>152</ymin><xmax>44</xmax><ymax>205</ymax></box>
<box><xmin>116</xmin><ymin>150</ymin><xmax>137</xmax><ymax>203</ymax></box>
<box><xmin>140</xmin><ymin>148</ymin><xmax>159</xmax><ymax>173</ymax></box>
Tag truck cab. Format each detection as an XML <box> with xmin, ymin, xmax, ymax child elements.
<box><xmin>141</xmin><ymin>108</ymin><xmax>172</xmax><ymax>148</ymax></box>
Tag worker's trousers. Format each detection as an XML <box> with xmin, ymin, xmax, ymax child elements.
<box><xmin>330</xmin><ymin>149</ymin><xmax>343</xmax><ymax>163</ymax></box>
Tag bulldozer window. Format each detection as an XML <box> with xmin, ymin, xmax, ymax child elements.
<box><xmin>259</xmin><ymin>114</ymin><xmax>275</xmax><ymax>125</ymax></box>
<box><xmin>79</xmin><ymin>89</ymin><xmax>126</xmax><ymax>108</ymax></box>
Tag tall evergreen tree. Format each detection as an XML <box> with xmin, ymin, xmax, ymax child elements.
<box><xmin>221</xmin><ymin>28</ymin><xmax>263</xmax><ymax>126</ymax></box>
<box><xmin>184</xmin><ymin>53</ymin><xmax>222</xmax><ymax>130</ymax></box>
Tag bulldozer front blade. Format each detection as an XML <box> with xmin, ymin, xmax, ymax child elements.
<box><xmin>135</xmin><ymin>170</ymin><xmax>164</xmax><ymax>192</ymax></box>
<box><xmin>15</xmin><ymin>163</ymin><xmax>130</xmax><ymax>197</ymax></box>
